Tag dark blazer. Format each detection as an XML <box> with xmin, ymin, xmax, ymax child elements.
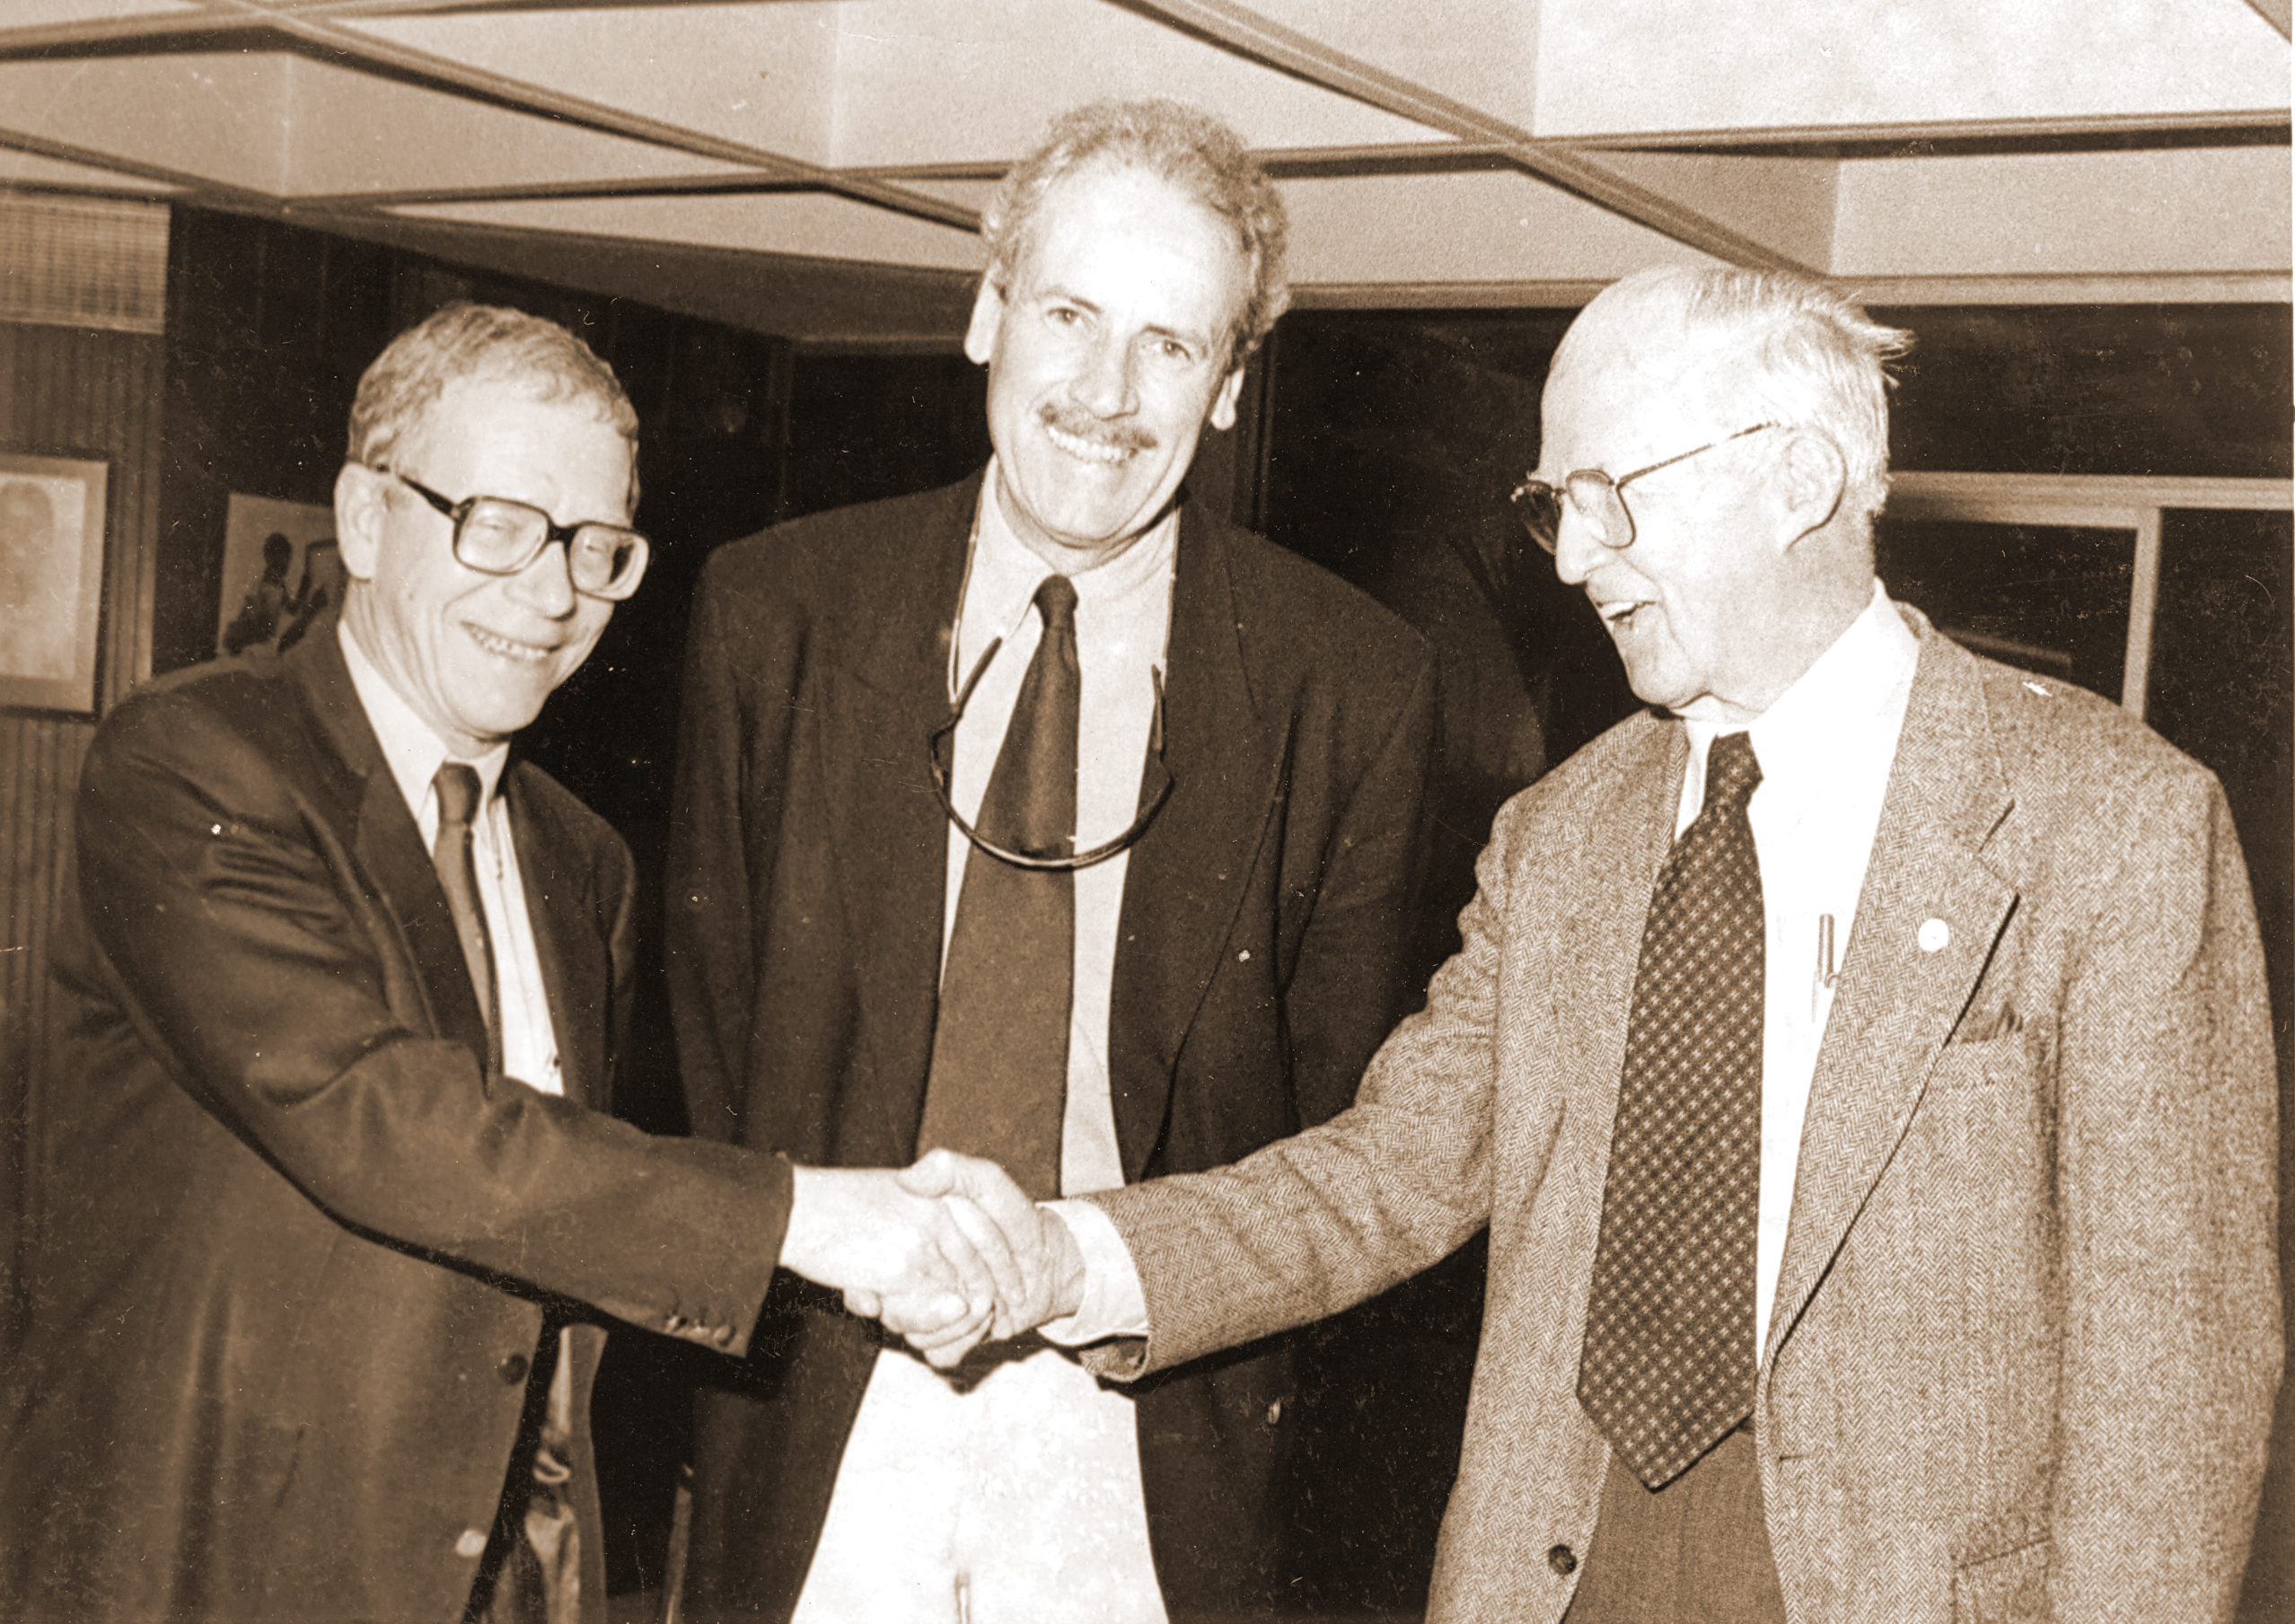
<box><xmin>1</xmin><ymin>633</ymin><xmax>792</xmax><ymax>1624</ymax></box>
<box><xmin>1090</xmin><ymin>615</ymin><xmax>2282</xmax><ymax>1623</ymax></box>
<box><xmin>667</xmin><ymin>472</ymin><xmax>1438</xmax><ymax>1617</ymax></box>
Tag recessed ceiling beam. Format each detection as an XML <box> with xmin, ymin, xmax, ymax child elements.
<box><xmin>176</xmin><ymin>0</ymin><xmax>981</xmax><ymax>232</ymax></box>
<box><xmin>1125</xmin><ymin>0</ymin><xmax>1827</xmax><ymax>274</ymax></box>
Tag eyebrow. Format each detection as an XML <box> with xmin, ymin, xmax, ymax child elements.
<box><xmin>1025</xmin><ymin>283</ymin><xmax>1216</xmax><ymax>352</ymax></box>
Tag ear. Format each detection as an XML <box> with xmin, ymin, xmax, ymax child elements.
<box><xmin>963</xmin><ymin>277</ymin><xmax>1007</xmax><ymax>366</ymax></box>
<box><xmin>1777</xmin><ymin>428</ymin><xmax>1847</xmax><ymax>549</ymax></box>
<box><xmin>333</xmin><ymin>461</ymin><xmax>386</xmax><ymax>584</ymax></box>
<box><xmin>1206</xmin><ymin>363</ymin><xmax>1247</xmax><ymax>433</ymax></box>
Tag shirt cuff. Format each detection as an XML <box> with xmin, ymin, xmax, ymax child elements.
<box><xmin>1038</xmin><ymin>1198</ymin><xmax>1150</xmax><ymax>1344</ymax></box>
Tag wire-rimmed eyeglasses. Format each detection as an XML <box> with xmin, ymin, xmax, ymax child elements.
<box><xmin>927</xmin><ymin>638</ymin><xmax>1174</xmax><ymax>872</ymax></box>
<box><xmin>381</xmin><ymin>469</ymin><xmax>650</xmax><ymax>601</ymax></box>
<box><xmin>1508</xmin><ymin>423</ymin><xmax>1779</xmax><ymax>556</ymax></box>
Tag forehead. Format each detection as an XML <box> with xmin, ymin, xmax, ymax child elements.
<box><xmin>1542</xmin><ymin>308</ymin><xmax>1735</xmax><ymax>470</ymax></box>
<box><xmin>1010</xmin><ymin>162</ymin><xmax>1248</xmax><ymax>330</ymax></box>
<box><xmin>400</xmin><ymin>374</ymin><xmax>631</xmax><ymax>505</ymax></box>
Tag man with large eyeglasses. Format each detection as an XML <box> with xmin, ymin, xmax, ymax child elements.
<box><xmin>943</xmin><ymin>266</ymin><xmax>2280</xmax><ymax>1624</ymax></box>
<box><xmin>2</xmin><ymin>302</ymin><xmax>1028</xmax><ymax>1624</ymax></box>
<box><xmin>668</xmin><ymin>100</ymin><xmax>1438</xmax><ymax>1623</ymax></box>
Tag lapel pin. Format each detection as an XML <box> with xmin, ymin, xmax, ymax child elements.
<box><xmin>1918</xmin><ymin>918</ymin><xmax>1950</xmax><ymax>952</ymax></box>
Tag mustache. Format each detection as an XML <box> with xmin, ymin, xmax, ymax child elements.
<box><xmin>1039</xmin><ymin>403</ymin><xmax>1156</xmax><ymax>453</ymax></box>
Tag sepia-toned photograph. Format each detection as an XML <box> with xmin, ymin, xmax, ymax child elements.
<box><xmin>0</xmin><ymin>5</ymin><xmax>2288</xmax><ymax>1624</ymax></box>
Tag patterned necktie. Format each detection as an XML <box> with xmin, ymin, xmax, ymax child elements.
<box><xmin>1578</xmin><ymin>729</ymin><xmax>1764</xmax><ymax>1489</ymax></box>
<box><xmin>431</xmin><ymin>761</ymin><xmax>502</xmax><ymax>1075</ymax></box>
<box><xmin>917</xmin><ymin>575</ymin><xmax>1079</xmax><ymax>1201</ymax></box>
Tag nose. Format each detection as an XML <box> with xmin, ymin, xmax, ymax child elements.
<box><xmin>1071</xmin><ymin>332</ymin><xmax>1139</xmax><ymax>418</ymax></box>
<box><xmin>1550</xmin><ymin>500</ymin><xmax>1606</xmax><ymax>586</ymax></box>
<box><xmin>505</xmin><ymin>540</ymin><xmax>579</xmax><ymax>618</ymax></box>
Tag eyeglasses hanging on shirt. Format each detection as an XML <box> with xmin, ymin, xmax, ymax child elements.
<box><xmin>927</xmin><ymin>634</ymin><xmax>1174</xmax><ymax>872</ymax></box>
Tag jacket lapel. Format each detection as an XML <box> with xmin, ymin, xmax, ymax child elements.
<box><xmin>286</xmin><ymin>632</ymin><xmax>492</xmax><ymax>1063</ymax></box>
<box><xmin>506</xmin><ymin>767</ymin><xmax>611</xmax><ymax>1110</ymax></box>
<box><xmin>1765</xmin><ymin>628</ymin><xmax>2018</xmax><ymax>1365</ymax></box>
<box><xmin>824</xmin><ymin>477</ymin><xmax>978</xmax><ymax>1163</ymax></box>
<box><xmin>1561</xmin><ymin>716</ymin><xmax>1685</xmax><ymax>1188</ymax></box>
<box><xmin>1107</xmin><ymin>502</ymin><xmax>1281</xmax><ymax>1180</ymax></box>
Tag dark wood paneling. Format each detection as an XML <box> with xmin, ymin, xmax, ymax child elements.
<box><xmin>1</xmin><ymin>318</ymin><xmax>165</xmax><ymax>1353</ymax></box>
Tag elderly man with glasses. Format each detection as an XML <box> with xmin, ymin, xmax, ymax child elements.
<box><xmin>2</xmin><ymin>302</ymin><xmax>1025</xmax><ymax>1624</ymax></box>
<box><xmin>666</xmin><ymin>100</ymin><xmax>1438</xmax><ymax>1622</ymax></box>
<box><xmin>946</xmin><ymin>265</ymin><xmax>2281</xmax><ymax>1623</ymax></box>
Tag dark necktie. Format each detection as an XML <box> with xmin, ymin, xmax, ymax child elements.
<box><xmin>917</xmin><ymin>575</ymin><xmax>1079</xmax><ymax>1201</ymax></box>
<box><xmin>432</xmin><ymin>761</ymin><xmax>502</xmax><ymax>1075</ymax></box>
<box><xmin>1578</xmin><ymin>729</ymin><xmax>1765</xmax><ymax>1489</ymax></box>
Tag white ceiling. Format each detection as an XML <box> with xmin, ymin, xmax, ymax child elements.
<box><xmin>0</xmin><ymin>0</ymin><xmax>2286</xmax><ymax>342</ymax></box>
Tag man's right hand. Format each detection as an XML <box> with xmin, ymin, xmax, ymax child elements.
<box><xmin>779</xmin><ymin>1164</ymin><xmax>1022</xmax><ymax>1351</ymax></box>
<box><xmin>893</xmin><ymin>1149</ymin><xmax>1086</xmax><ymax>1356</ymax></box>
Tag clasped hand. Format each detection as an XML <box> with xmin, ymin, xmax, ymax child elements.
<box><xmin>779</xmin><ymin>1151</ymin><xmax>1084</xmax><ymax>1367</ymax></box>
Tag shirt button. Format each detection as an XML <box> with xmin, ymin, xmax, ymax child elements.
<box><xmin>497</xmin><ymin>1352</ymin><xmax>530</xmax><ymax>1384</ymax></box>
<box><xmin>1547</xmin><ymin>1544</ymin><xmax>1578</xmax><ymax>1576</ymax></box>
<box><xmin>456</xmin><ymin>1528</ymin><xmax>488</xmax><ymax>1559</ymax></box>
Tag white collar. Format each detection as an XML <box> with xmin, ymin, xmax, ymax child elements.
<box><xmin>1684</xmin><ymin>579</ymin><xmax>1919</xmax><ymax>800</ymax></box>
<box><xmin>338</xmin><ymin>621</ymin><xmax>510</xmax><ymax>820</ymax></box>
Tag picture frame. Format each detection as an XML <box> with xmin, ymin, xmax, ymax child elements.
<box><xmin>0</xmin><ymin>448</ymin><xmax>110</xmax><ymax>716</ymax></box>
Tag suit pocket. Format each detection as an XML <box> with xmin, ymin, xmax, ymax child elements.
<box><xmin>1927</xmin><ymin>1031</ymin><xmax>2027</xmax><ymax>1092</ymax></box>
<box><xmin>1951</xmin><ymin>1528</ymin><xmax>2051</xmax><ymax>1623</ymax></box>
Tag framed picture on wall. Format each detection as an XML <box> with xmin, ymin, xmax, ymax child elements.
<box><xmin>0</xmin><ymin>448</ymin><xmax>110</xmax><ymax>715</ymax></box>
<box><xmin>216</xmin><ymin>494</ymin><xmax>342</xmax><ymax>662</ymax></box>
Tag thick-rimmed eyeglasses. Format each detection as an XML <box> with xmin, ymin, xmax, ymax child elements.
<box><xmin>1508</xmin><ymin>422</ymin><xmax>1779</xmax><ymax>556</ymax></box>
<box><xmin>381</xmin><ymin>470</ymin><xmax>650</xmax><ymax>601</ymax></box>
<box><xmin>927</xmin><ymin>638</ymin><xmax>1174</xmax><ymax>872</ymax></box>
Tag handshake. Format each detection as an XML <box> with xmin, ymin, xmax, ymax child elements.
<box><xmin>778</xmin><ymin>1149</ymin><xmax>1091</xmax><ymax>1368</ymax></box>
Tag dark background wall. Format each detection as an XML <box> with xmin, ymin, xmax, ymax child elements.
<box><xmin>5</xmin><ymin>202</ymin><xmax>2290</xmax><ymax>1618</ymax></box>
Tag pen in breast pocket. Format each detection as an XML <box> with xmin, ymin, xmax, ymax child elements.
<box><xmin>1812</xmin><ymin>913</ymin><xmax>1839</xmax><ymax>1020</ymax></box>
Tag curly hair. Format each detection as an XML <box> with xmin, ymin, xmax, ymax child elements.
<box><xmin>981</xmin><ymin>99</ymin><xmax>1289</xmax><ymax>370</ymax></box>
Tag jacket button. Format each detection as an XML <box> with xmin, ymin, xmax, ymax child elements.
<box><xmin>1547</xmin><ymin>1544</ymin><xmax>1578</xmax><ymax>1576</ymax></box>
<box><xmin>497</xmin><ymin>1353</ymin><xmax>530</xmax><ymax>1384</ymax></box>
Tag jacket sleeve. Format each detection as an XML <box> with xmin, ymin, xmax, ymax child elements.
<box><xmin>1087</xmin><ymin>770</ymin><xmax>1529</xmax><ymax>1379</ymax></box>
<box><xmin>75</xmin><ymin>689</ymin><xmax>791</xmax><ymax>1356</ymax></box>
<box><xmin>2051</xmin><ymin>767</ymin><xmax>2282</xmax><ymax>1619</ymax></box>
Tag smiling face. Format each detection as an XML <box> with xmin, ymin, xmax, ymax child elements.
<box><xmin>965</xmin><ymin>159</ymin><xmax>1251</xmax><ymax>571</ymax></box>
<box><xmin>336</xmin><ymin>374</ymin><xmax>632</xmax><ymax>757</ymax></box>
<box><xmin>1538</xmin><ymin>316</ymin><xmax>1801</xmax><ymax>724</ymax></box>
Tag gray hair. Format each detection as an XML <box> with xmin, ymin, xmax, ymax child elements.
<box><xmin>981</xmin><ymin>99</ymin><xmax>1289</xmax><ymax>370</ymax></box>
<box><xmin>1570</xmin><ymin>268</ymin><xmax>1913</xmax><ymax>525</ymax></box>
<box><xmin>346</xmin><ymin>302</ymin><xmax>640</xmax><ymax>504</ymax></box>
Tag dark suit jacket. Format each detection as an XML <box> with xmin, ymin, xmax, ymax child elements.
<box><xmin>1091</xmin><ymin>614</ymin><xmax>2282</xmax><ymax>1623</ymax></box>
<box><xmin>1</xmin><ymin>634</ymin><xmax>792</xmax><ymax>1624</ymax></box>
<box><xmin>667</xmin><ymin>472</ymin><xmax>1438</xmax><ymax>1616</ymax></box>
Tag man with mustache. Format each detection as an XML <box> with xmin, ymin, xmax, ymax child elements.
<box><xmin>945</xmin><ymin>266</ymin><xmax>2282</xmax><ymax>1623</ymax></box>
<box><xmin>668</xmin><ymin>99</ymin><xmax>1438</xmax><ymax>1621</ymax></box>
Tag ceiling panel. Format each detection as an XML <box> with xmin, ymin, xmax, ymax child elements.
<box><xmin>397</xmin><ymin>189</ymin><xmax>988</xmax><ymax>269</ymax></box>
<box><xmin>1281</xmin><ymin>168</ymin><xmax>1722</xmax><ymax>287</ymax></box>
<box><xmin>1831</xmin><ymin>145</ymin><xmax>2293</xmax><ymax>279</ymax></box>
<box><xmin>815</xmin><ymin>0</ymin><xmax>1460</xmax><ymax>166</ymax></box>
<box><xmin>1533</xmin><ymin>0</ymin><xmax>2289</xmax><ymax>137</ymax></box>
<box><xmin>1224</xmin><ymin>0</ymin><xmax>1543</xmax><ymax>128</ymax></box>
<box><xmin>337</xmin><ymin>2</ymin><xmax>843</xmax><ymax>167</ymax></box>
<box><xmin>0</xmin><ymin>0</ymin><xmax>2280</xmax><ymax>338</ymax></box>
<box><xmin>276</xmin><ymin>56</ymin><xmax>764</xmax><ymax>198</ymax></box>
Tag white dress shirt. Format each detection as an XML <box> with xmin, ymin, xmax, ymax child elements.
<box><xmin>339</xmin><ymin>619</ymin><xmax>579</xmax><ymax>1566</ymax></box>
<box><xmin>1055</xmin><ymin>584</ymin><xmax>1920</xmax><ymax>1374</ymax></box>
<box><xmin>791</xmin><ymin>468</ymin><xmax>1174</xmax><ymax>1624</ymax></box>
